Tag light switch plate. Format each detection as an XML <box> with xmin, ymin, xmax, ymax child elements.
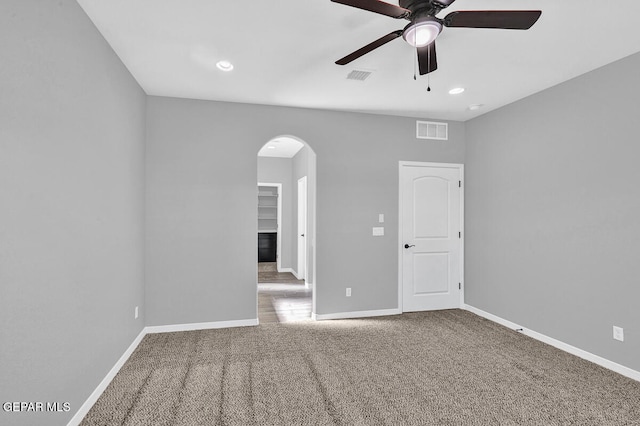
<box><xmin>378</xmin><ymin>214</ymin><xmax>384</xmax><ymax>223</ymax></box>
<box><xmin>372</xmin><ymin>227</ymin><xmax>384</xmax><ymax>236</ymax></box>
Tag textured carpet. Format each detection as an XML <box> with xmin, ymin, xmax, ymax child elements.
<box><xmin>81</xmin><ymin>310</ymin><xmax>640</xmax><ymax>425</ymax></box>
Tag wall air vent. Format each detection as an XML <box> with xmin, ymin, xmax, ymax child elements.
<box><xmin>346</xmin><ymin>70</ymin><xmax>372</xmax><ymax>81</ymax></box>
<box><xmin>416</xmin><ymin>120</ymin><xmax>448</xmax><ymax>140</ymax></box>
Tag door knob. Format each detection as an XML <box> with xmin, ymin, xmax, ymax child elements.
<box><xmin>301</xmin><ymin>234</ymin><xmax>305</xmax><ymax>237</ymax></box>
<box><xmin>404</xmin><ymin>244</ymin><xmax>415</xmax><ymax>249</ymax></box>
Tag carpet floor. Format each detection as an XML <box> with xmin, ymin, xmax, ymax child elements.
<box><xmin>81</xmin><ymin>310</ymin><xmax>640</xmax><ymax>425</ymax></box>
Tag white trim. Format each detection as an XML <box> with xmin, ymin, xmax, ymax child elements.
<box><xmin>399</xmin><ymin>161</ymin><xmax>464</xmax><ymax>169</ymax></box>
<box><xmin>463</xmin><ymin>304</ymin><xmax>640</xmax><ymax>382</ymax></box>
<box><xmin>67</xmin><ymin>328</ymin><xmax>146</xmax><ymax>426</ymax></box>
<box><xmin>309</xmin><ymin>151</ymin><xmax>318</xmax><ymax>321</ymax></box>
<box><xmin>312</xmin><ymin>308</ymin><xmax>401</xmax><ymax>321</ymax></box>
<box><xmin>398</xmin><ymin>161</ymin><xmax>464</xmax><ymax>313</ymax></box>
<box><xmin>281</xmin><ymin>267</ymin><xmax>302</xmax><ymax>280</ymax></box>
<box><xmin>145</xmin><ymin>318</ymin><xmax>259</xmax><ymax>334</ymax></box>
<box><xmin>297</xmin><ymin>176</ymin><xmax>308</xmax><ymax>282</ymax></box>
<box><xmin>458</xmin><ymin>166</ymin><xmax>465</xmax><ymax>307</ymax></box>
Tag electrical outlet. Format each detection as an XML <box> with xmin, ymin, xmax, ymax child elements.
<box><xmin>135</xmin><ymin>306</ymin><xmax>139</xmax><ymax>319</ymax></box>
<box><xmin>346</xmin><ymin>288</ymin><xmax>351</xmax><ymax>297</ymax></box>
<box><xmin>613</xmin><ymin>326</ymin><xmax>624</xmax><ymax>342</ymax></box>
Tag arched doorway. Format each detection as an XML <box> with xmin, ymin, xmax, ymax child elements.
<box><xmin>256</xmin><ymin>135</ymin><xmax>317</xmax><ymax>323</ymax></box>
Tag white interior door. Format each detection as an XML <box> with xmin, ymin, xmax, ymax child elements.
<box><xmin>400</xmin><ymin>162</ymin><xmax>463</xmax><ymax>312</ymax></box>
<box><xmin>297</xmin><ymin>176</ymin><xmax>307</xmax><ymax>281</ymax></box>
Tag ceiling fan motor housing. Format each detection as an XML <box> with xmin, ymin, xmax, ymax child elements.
<box><xmin>399</xmin><ymin>0</ymin><xmax>446</xmax><ymax>16</ymax></box>
<box><xmin>399</xmin><ymin>0</ymin><xmax>446</xmax><ymax>47</ymax></box>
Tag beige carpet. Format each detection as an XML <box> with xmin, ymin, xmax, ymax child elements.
<box><xmin>81</xmin><ymin>310</ymin><xmax>640</xmax><ymax>425</ymax></box>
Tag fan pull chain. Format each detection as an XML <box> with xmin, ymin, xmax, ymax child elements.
<box><xmin>413</xmin><ymin>34</ymin><xmax>417</xmax><ymax>80</ymax></box>
<box><xmin>426</xmin><ymin>45</ymin><xmax>431</xmax><ymax>91</ymax></box>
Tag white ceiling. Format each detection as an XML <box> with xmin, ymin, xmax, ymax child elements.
<box><xmin>78</xmin><ymin>0</ymin><xmax>640</xmax><ymax>121</ymax></box>
<box><xmin>258</xmin><ymin>136</ymin><xmax>304</xmax><ymax>158</ymax></box>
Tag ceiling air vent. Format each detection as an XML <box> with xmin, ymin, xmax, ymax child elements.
<box><xmin>416</xmin><ymin>120</ymin><xmax>448</xmax><ymax>140</ymax></box>
<box><xmin>346</xmin><ymin>70</ymin><xmax>372</xmax><ymax>81</ymax></box>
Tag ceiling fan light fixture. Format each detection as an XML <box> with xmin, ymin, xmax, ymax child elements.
<box><xmin>403</xmin><ymin>18</ymin><xmax>442</xmax><ymax>48</ymax></box>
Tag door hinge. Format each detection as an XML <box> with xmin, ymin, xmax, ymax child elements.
<box><xmin>459</xmin><ymin>283</ymin><xmax>461</xmax><ymax>290</ymax></box>
<box><xmin>458</xmin><ymin>231</ymin><xmax>461</xmax><ymax>238</ymax></box>
<box><xmin>459</xmin><ymin>180</ymin><xmax>461</xmax><ymax>188</ymax></box>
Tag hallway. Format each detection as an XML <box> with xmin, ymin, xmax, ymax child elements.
<box><xmin>258</xmin><ymin>263</ymin><xmax>311</xmax><ymax>323</ymax></box>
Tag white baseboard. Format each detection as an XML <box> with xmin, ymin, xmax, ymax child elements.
<box><xmin>312</xmin><ymin>308</ymin><xmax>401</xmax><ymax>321</ymax></box>
<box><xmin>68</xmin><ymin>317</ymin><xmax>259</xmax><ymax>425</ymax></box>
<box><xmin>145</xmin><ymin>318</ymin><xmax>259</xmax><ymax>334</ymax></box>
<box><xmin>463</xmin><ymin>304</ymin><xmax>640</xmax><ymax>382</ymax></box>
<box><xmin>67</xmin><ymin>328</ymin><xmax>146</xmax><ymax>426</ymax></box>
<box><xmin>278</xmin><ymin>267</ymin><xmax>304</xmax><ymax>281</ymax></box>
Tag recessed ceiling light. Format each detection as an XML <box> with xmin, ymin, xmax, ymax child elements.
<box><xmin>448</xmin><ymin>87</ymin><xmax>465</xmax><ymax>95</ymax></box>
<box><xmin>468</xmin><ymin>104</ymin><xmax>484</xmax><ymax>111</ymax></box>
<box><xmin>216</xmin><ymin>60</ymin><xmax>234</xmax><ymax>72</ymax></box>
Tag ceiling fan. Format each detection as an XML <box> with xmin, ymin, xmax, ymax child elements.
<box><xmin>332</xmin><ymin>0</ymin><xmax>541</xmax><ymax>75</ymax></box>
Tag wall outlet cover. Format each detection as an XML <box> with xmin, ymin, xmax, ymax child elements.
<box><xmin>372</xmin><ymin>227</ymin><xmax>384</xmax><ymax>236</ymax></box>
<box><xmin>613</xmin><ymin>326</ymin><xmax>624</xmax><ymax>342</ymax></box>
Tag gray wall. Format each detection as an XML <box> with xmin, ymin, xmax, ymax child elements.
<box><xmin>465</xmin><ymin>52</ymin><xmax>640</xmax><ymax>371</ymax></box>
<box><xmin>145</xmin><ymin>96</ymin><xmax>465</xmax><ymax>325</ymax></box>
<box><xmin>0</xmin><ymin>1</ymin><xmax>146</xmax><ymax>425</ymax></box>
<box><xmin>257</xmin><ymin>157</ymin><xmax>293</xmax><ymax>269</ymax></box>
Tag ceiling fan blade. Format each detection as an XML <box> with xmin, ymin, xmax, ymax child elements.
<box><xmin>417</xmin><ymin>42</ymin><xmax>437</xmax><ymax>75</ymax></box>
<box><xmin>444</xmin><ymin>10</ymin><xmax>542</xmax><ymax>30</ymax></box>
<box><xmin>336</xmin><ymin>30</ymin><xmax>403</xmax><ymax>65</ymax></box>
<box><xmin>331</xmin><ymin>0</ymin><xmax>410</xmax><ymax>19</ymax></box>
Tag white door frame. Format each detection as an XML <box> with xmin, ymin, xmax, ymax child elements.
<box><xmin>297</xmin><ymin>176</ymin><xmax>308</xmax><ymax>282</ymax></box>
<box><xmin>258</xmin><ymin>182</ymin><xmax>282</xmax><ymax>271</ymax></box>
<box><xmin>397</xmin><ymin>161</ymin><xmax>464</xmax><ymax>312</ymax></box>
